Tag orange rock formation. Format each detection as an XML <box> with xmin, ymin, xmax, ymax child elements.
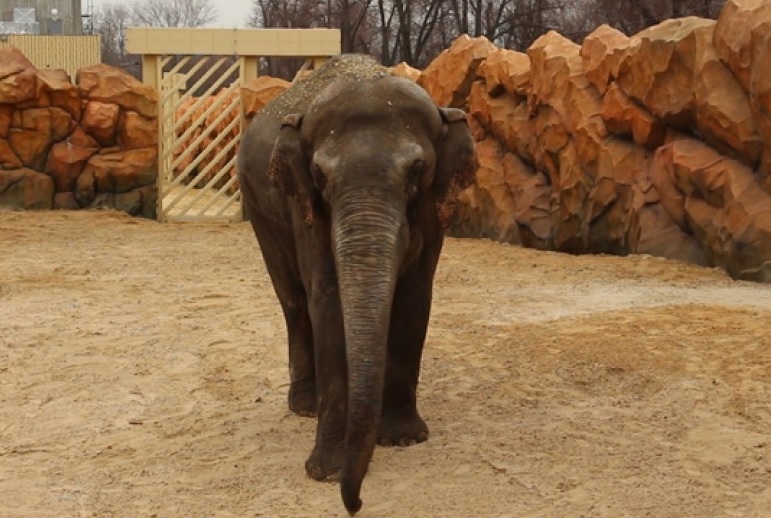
<box><xmin>418</xmin><ymin>0</ymin><xmax>771</xmax><ymax>281</ymax></box>
<box><xmin>0</xmin><ymin>50</ymin><xmax>158</xmax><ymax>216</ymax></box>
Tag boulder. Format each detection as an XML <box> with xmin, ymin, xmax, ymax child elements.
<box><xmin>454</xmin><ymin>138</ymin><xmax>521</xmax><ymax>243</ymax></box>
<box><xmin>468</xmin><ymin>81</ymin><xmax>533</xmax><ymax>162</ymax></box>
<box><xmin>617</xmin><ymin>17</ymin><xmax>716</xmax><ymax>128</ymax></box>
<box><xmin>467</xmin><ymin>81</ymin><xmax>493</xmax><ymax>128</ymax></box>
<box><xmin>581</xmin><ymin>25</ymin><xmax>634</xmax><ymax>94</ymax></box>
<box><xmin>77</xmin><ymin>64</ymin><xmax>158</xmax><ymax>118</ymax></box>
<box><xmin>564</xmin><ymin>77</ymin><xmax>606</xmax><ymax>180</ymax></box>
<box><xmin>512</xmin><ymin>168</ymin><xmax>553</xmax><ymax>250</ymax></box>
<box><xmin>113</xmin><ymin>188</ymin><xmax>143</xmax><ymax>215</ymax></box>
<box><xmin>585</xmin><ymin>177</ymin><xmax>642</xmax><ymax>255</ymax></box>
<box><xmin>529</xmin><ymin>106</ymin><xmax>570</xmax><ymax>182</ymax></box>
<box><xmin>50</xmin><ymin>107</ymin><xmax>74</xmax><ymax>142</ymax></box>
<box><xmin>476</xmin><ymin>48</ymin><xmax>531</xmax><ymax>99</ymax></box>
<box><xmin>54</xmin><ymin>192</ymin><xmax>80</xmax><ymax>210</ymax></box>
<box><xmin>527</xmin><ymin>30</ymin><xmax>583</xmax><ymax>116</ymax></box>
<box><xmin>419</xmin><ymin>35</ymin><xmax>496</xmax><ymax>107</ymax></box>
<box><xmin>693</xmin><ymin>25</ymin><xmax>763</xmax><ymax>166</ymax></box>
<box><xmin>528</xmin><ymin>30</ymin><xmax>606</xmax><ymax>185</ymax></box>
<box><xmin>452</xmin><ymin>137</ymin><xmax>552</xmax><ymax>247</ymax></box>
<box><xmin>36</xmin><ymin>69</ymin><xmax>81</xmax><ymax>120</ymax></box>
<box><xmin>713</xmin><ymin>0</ymin><xmax>771</xmax><ymax>91</ymax></box>
<box><xmin>552</xmin><ymin>141</ymin><xmax>591</xmax><ymax>254</ymax></box>
<box><xmin>466</xmin><ymin>113</ymin><xmax>487</xmax><ymax>141</ymax></box>
<box><xmin>240</xmin><ymin>76</ymin><xmax>291</xmax><ymax>120</ymax></box>
<box><xmin>74</xmin><ymin>167</ymin><xmax>95</xmax><ymax>207</ymax></box>
<box><xmin>118</xmin><ymin>110</ymin><xmax>158</xmax><ymax>150</ymax></box>
<box><xmin>45</xmin><ymin>137</ymin><xmax>99</xmax><ymax>192</ymax></box>
<box><xmin>748</xmin><ymin>21</ymin><xmax>771</xmax><ymax>168</ymax></box>
<box><xmin>81</xmin><ymin>101</ymin><xmax>120</xmax><ymax>146</ymax></box>
<box><xmin>635</xmin><ymin>203</ymin><xmax>708</xmax><ymax>264</ymax></box>
<box><xmin>714</xmin><ymin>0</ymin><xmax>771</xmax><ymax>164</ymax></box>
<box><xmin>0</xmin><ymin>48</ymin><xmax>37</xmax><ymax>105</ymax></box>
<box><xmin>8</xmin><ymin>108</ymin><xmax>52</xmax><ymax>170</ymax></box>
<box><xmin>137</xmin><ymin>184</ymin><xmax>158</xmax><ymax>219</ymax></box>
<box><xmin>584</xmin><ymin>138</ymin><xmax>650</xmax><ymax>254</ymax></box>
<box><xmin>493</xmin><ymin>97</ymin><xmax>533</xmax><ymax>162</ymax></box>
<box><xmin>388</xmin><ymin>62</ymin><xmax>422</xmax><ymax>82</ymax></box>
<box><xmin>602</xmin><ymin>82</ymin><xmax>667</xmax><ymax>149</ymax></box>
<box><xmin>0</xmin><ymin>48</ymin><xmax>35</xmax><ymax>79</ymax></box>
<box><xmin>0</xmin><ymin>139</ymin><xmax>22</xmax><ymax>169</ymax></box>
<box><xmin>0</xmin><ymin>105</ymin><xmax>13</xmax><ymax>138</ymax></box>
<box><xmin>83</xmin><ymin>147</ymin><xmax>157</xmax><ymax>194</ymax></box>
<box><xmin>68</xmin><ymin>125</ymin><xmax>99</xmax><ymax>148</ymax></box>
<box><xmin>0</xmin><ymin>168</ymin><xmax>54</xmax><ymax>209</ymax></box>
<box><xmin>81</xmin><ymin>184</ymin><xmax>156</xmax><ymax>217</ymax></box>
<box><xmin>651</xmin><ymin>137</ymin><xmax>771</xmax><ymax>281</ymax></box>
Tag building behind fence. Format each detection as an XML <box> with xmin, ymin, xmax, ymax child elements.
<box><xmin>0</xmin><ymin>34</ymin><xmax>100</xmax><ymax>78</ymax></box>
<box><xmin>0</xmin><ymin>0</ymin><xmax>90</xmax><ymax>36</ymax></box>
<box><xmin>0</xmin><ymin>1</ymin><xmax>98</xmax><ymax>78</ymax></box>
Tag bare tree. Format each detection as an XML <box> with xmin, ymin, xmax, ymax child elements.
<box><xmin>249</xmin><ymin>0</ymin><xmax>327</xmax><ymax>78</ymax></box>
<box><xmin>130</xmin><ymin>0</ymin><xmax>218</xmax><ymax>28</ymax></box>
<box><xmin>95</xmin><ymin>0</ymin><xmax>217</xmax><ymax>67</ymax></box>
<box><xmin>92</xmin><ymin>2</ymin><xmax>145</xmax><ymax>77</ymax></box>
<box><xmin>578</xmin><ymin>0</ymin><xmax>726</xmax><ymax>36</ymax></box>
<box><xmin>434</xmin><ymin>0</ymin><xmax>574</xmax><ymax>52</ymax></box>
<box><xmin>249</xmin><ymin>0</ymin><xmax>324</xmax><ymax>28</ymax></box>
<box><xmin>246</xmin><ymin>0</ymin><xmax>727</xmax><ymax>75</ymax></box>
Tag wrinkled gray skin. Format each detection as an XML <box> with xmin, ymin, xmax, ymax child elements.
<box><xmin>236</xmin><ymin>55</ymin><xmax>476</xmax><ymax>515</ymax></box>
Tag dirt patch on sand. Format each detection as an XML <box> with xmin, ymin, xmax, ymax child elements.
<box><xmin>1</xmin><ymin>210</ymin><xmax>770</xmax><ymax>517</ymax></box>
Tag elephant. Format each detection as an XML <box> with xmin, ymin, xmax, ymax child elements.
<box><xmin>236</xmin><ymin>54</ymin><xmax>477</xmax><ymax>515</ymax></box>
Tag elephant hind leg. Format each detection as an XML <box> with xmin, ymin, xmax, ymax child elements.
<box><xmin>284</xmin><ymin>297</ymin><xmax>317</xmax><ymax>417</ymax></box>
<box><xmin>248</xmin><ymin>213</ymin><xmax>317</xmax><ymax>417</ymax></box>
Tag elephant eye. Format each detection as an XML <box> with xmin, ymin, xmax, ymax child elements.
<box><xmin>311</xmin><ymin>163</ymin><xmax>327</xmax><ymax>191</ymax></box>
<box><xmin>404</xmin><ymin>159</ymin><xmax>424</xmax><ymax>199</ymax></box>
<box><xmin>408</xmin><ymin>159</ymin><xmax>425</xmax><ymax>184</ymax></box>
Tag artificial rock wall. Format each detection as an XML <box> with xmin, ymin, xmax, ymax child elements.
<box><xmin>407</xmin><ymin>0</ymin><xmax>771</xmax><ymax>282</ymax></box>
<box><xmin>0</xmin><ymin>48</ymin><xmax>159</xmax><ymax>217</ymax></box>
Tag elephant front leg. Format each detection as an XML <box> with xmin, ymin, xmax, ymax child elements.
<box><xmin>304</xmin><ymin>285</ymin><xmax>348</xmax><ymax>481</ymax></box>
<box><xmin>379</xmin><ymin>270</ymin><xmax>432</xmax><ymax>447</ymax></box>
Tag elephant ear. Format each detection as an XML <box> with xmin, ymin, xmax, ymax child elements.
<box><xmin>433</xmin><ymin>107</ymin><xmax>478</xmax><ymax>229</ymax></box>
<box><xmin>267</xmin><ymin>113</ymin><xmax>315</xmax><ymax>226</ymax></box>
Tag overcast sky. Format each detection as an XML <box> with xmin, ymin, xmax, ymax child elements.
<box><xmin>89</xmin><ymin>0</ymin><xmax>254</xmax><ymax>28</ymax></box>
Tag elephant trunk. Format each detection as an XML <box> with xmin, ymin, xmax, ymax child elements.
<box><xmin>332</xmin><ymin>189</ymin><xmax>404</xmax><ymax>516</ymax></box>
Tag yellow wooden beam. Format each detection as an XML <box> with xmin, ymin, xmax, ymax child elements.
<box><xmin>125</xmin><ymin>28</ymin><xmax>341</xmax><ymax>57</ymax></box>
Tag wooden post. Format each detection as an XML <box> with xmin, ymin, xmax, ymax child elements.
<box><xmin>243</xmin><ymin>56</ymin><xmax>259</xmax><ymax>81</ymax></box>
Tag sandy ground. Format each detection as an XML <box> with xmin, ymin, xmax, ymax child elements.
<box><xmin>1</xmin><ymin>209</ymin><xmax>771</xmax><ymax>518</ymax></box>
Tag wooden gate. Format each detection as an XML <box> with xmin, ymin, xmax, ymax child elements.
<box><xmin>126</xmin><ymin>28</ymin><xmax>341</xmax><ymax>222</ymax></box>
<box><xmin>157</xmin><ymin>56</ymin><xmax>248</xmax><ymax>222</ymax></box>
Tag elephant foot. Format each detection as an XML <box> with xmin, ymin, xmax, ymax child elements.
<box><xmin>288</xmin><ymin>379</ymin><xmax>317</xmax><ymax>417</ymax></box>
<box><xmin>377</xmin><ymin>411</ymin><xmax>429</xmax><ymax>447</ymax></box>
<box><xmin>305</xmin><ymin>445</ymin><xmax>343</xmax><ymax>482</ymax></box>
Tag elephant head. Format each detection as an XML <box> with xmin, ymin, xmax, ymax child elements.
<box><xmin>266</xmin><ymin>75</ymin><xmax>476</xmax><ymax>514</ymax></box>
